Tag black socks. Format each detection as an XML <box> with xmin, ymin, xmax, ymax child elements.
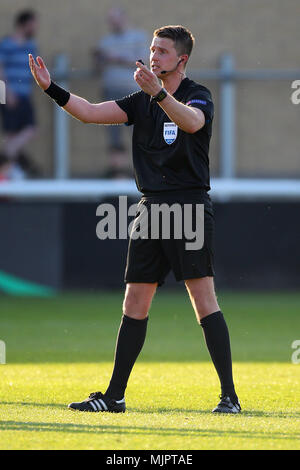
<box><xmin>105</xmin><ymin>315</ymin><xmax>148</xmax><ymax>401</ymax></box>
<box><xmin>105</xmin><ymin>310</ymin><xmax>237</xmax><ymax>402</ymax></box>
<box><xmin>200</xmin><ymin>311</ymin><xmax>237</xmax><ymax>400</ymax></box>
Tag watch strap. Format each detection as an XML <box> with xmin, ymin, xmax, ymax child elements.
<box><xmin>151</xmin><ymin>88</ymin><xmax>168</xmax><ymax>103</ymax></box>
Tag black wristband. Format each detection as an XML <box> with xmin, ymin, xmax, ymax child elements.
<box><xmin>44</xmin><ymin>81</ymin><xmax>70</xmax><ymax>107</ymax></box>
<box><xmin>151</xmin><ymin>87</ymin><xmax>168</xmax><ymax>103</ymax></box>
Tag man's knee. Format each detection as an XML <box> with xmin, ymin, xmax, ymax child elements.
<box><xmin>185</xmin><ymin>277</ymin><xmax>220</xmax><ymax>322</ymax></box>
<box><xmin>122</xmin><ymin>283</ymin><xmax>157</xmax><ymax>319</ymax></box>
<box><xmin>191</xmin><ymin>295</ymin><xmax>218</xmax><ymax>322</ymax></box>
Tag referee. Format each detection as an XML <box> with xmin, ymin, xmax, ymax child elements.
<box><xmin>29</xmin><ymin>25</ymin><xmax>241</xmax><ymax>414</ymax></box>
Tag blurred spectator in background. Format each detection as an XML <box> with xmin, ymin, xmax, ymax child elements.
<box><xmin>0</xmin><ymin>153</ymin><xmax>10</xmax><ymax>182</ymax></box>
<box><xmin>93</xmin><ymin>6</ymin><xmax>148</xmax><ymax>178</ymax></box>
<box><xmin>0</xmin><ymin>9</ymin><xmax>40</xmax><ymax>179</ymax></box>
<box><xmin>100</xmin><ymin>150</ymin><xmax>135</xmax><ymax>179</ymax></box>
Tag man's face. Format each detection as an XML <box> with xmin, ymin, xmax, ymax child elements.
<box><xmin>150</xmin><ymin>36</ymin><xmax>180</xmax><ymax>77</ymax></box>
<box><xmin>21</xmin><ymin>18</ymin><xmax>38</xmax><ymax>39</ymax></box>
<box><xmin>108</xmin><ymin>8</ymin><xmax>126</xmax><ymax>33</ymax></box>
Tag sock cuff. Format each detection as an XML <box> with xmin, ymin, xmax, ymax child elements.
<box><xmin>200</xmin><ymin>310</ymin><xmax>223</xmax><ymax>327</ymax></box>
<box><xmin>122</xmin><ymin>314</ymin><xmax>148</xmax><ymax>325</ymax></box>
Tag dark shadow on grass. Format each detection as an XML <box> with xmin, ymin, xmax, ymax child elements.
<box><xmin>2</xmin><ymin>402</ymin><xmax>300</xmax><ymax>420</ymax></box>
<box><xmin>1</xmin><ymin>402</ymin><xmax>65</xmax><ymax>409</ymax></box>
<box><xmin>130</xmin><ymin>407</ymin><xmax>300</xmax><ymax>419</ymax></box>
<box><xmin>0</xmin><ymin>420</ymin><xmax>299</xmax><ymax>441</ymax></box>
<box><xmin>5</xmin><ymin>357</ymin><xmax>296</xmax><ymax>363</ymax></box>
<box><xmin>240</xmin><ymin>410</ymin><xmax>300</xmax><ymax>419</ymax></box>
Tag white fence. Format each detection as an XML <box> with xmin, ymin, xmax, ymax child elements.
<box><xmin>0</xmin><ymin>178</ymin><xmax>300</xmax><ymax>201</ymax></box>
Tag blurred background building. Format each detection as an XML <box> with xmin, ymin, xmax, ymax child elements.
<box><xmin>0</xmin><ymin>0</ymin><xmax>299</xmax><ymax>179</ymax></box>
<box><xmin>0</xmin><ymin>0</ymin><xmax>299</xmax><ymax>293</ymax></box>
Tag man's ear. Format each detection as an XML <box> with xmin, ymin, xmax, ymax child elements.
<box><xmin>180</xmin><ymin>54</ymin><xmax>189</xmax><ymax>66</ymax></box>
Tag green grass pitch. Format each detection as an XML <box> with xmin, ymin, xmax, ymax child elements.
<box><xmin>0</xmin><ymin>290</ymin><xmax>299</xmax><ymax>450</ymax></box>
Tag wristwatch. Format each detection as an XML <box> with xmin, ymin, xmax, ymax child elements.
<box><xmin>151</xmin><ymin>87</ymin><xmax>168</xmax><ymax>103</ymax></box>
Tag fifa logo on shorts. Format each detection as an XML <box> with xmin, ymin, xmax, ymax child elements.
<box><xmin>290</xmin><ymin>81</ymin><xmax>300</xmax><ymax>104</ymax></box>
<box><xmin>0</xmin><ymin>340</ymin><xmax>6</xmax><ymax>364</ymax></box>
<box><xmin>291</xmin><ymin>340</ymin><xmax>300</xmax><ymax>364</ymax></box>
<box><xmin>0</xmin><ymin>80</ymin><xmax>6</xmax><ymax>104</ymax></box>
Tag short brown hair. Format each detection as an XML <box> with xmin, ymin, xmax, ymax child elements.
<box><xmin>15</xmin><ymin>10</ymin><xmax>37</xmax><ymax>26</ymax></box>
<box><xmin>153</xmin><ymin>25</ymin><xmax>195</xmax><ymax>59</ymax></box>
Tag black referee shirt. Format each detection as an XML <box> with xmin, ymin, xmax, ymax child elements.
<box><xmin>116</xmin><ymin>77</ymin><xmax>214</xmax><ymax>195</ymax></box>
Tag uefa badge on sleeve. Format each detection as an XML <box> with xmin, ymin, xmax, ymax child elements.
<box><xmin>163</xmin><ymin>122</ymin><xmax>178</xmax><ymax>145</ymax></box>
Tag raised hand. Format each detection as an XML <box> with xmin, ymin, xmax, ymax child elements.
<box><xmin>29</xmin><ymin>54</ymin><xmax>51</xmax><ymax>90</ymax></box>
<box><xmin>134</xmin><ymin>61</ymin><xmax>161</xmax><ymax>96</ymax></box>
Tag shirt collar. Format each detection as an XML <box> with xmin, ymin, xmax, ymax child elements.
<box><xmin>173</xmin><ymin>77</ymin><xmax>190</xmax><ymax>96</ymax></box>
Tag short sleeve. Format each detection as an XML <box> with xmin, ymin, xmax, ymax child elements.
<box><xmin>98</xmin><ymin>37</ymin><xmax>108</xmax><ymax>49</ymax></box>
<box><xmin>185</xmin><ymin>89</ymin><xmax>214</xmax><ymax>124</ymax></box>
<box><xmin>115</xmin><ymin>91</ymin><xmax>142</xmax><ymax>126</ymax></box>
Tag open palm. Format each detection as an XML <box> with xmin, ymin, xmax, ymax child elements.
<box><xmin>29</xmin><ymin>54</ymin><xmax>51</xmax><ymax>90</ymax></box>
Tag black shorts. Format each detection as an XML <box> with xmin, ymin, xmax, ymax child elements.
<box><xmin>125</xmin><ymin>190</ymin><xmax>215</xmax><ymax>286</ymax></box>
<box><xmin>0</xmin><ymin>96</ymin><xmax>36</xmax><ymax>132</ymax></box>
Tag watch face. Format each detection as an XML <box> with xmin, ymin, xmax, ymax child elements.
<box><xmin>156</xmin><ymin>89</ymin><xmax>167</xmax><ymax>102</ymax></box>
<box><xmin>151</xmin><ymin>88</ymin><xmax>167</xmax><ymax>102</ymax></box>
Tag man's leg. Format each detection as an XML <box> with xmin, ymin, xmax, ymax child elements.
<box><xmin>3</xmin><ymin>126</ymin><xmax>37</xmax><ymax>159</ymax></box>
<box><xmin>68</xmin><ymin>282</ymin><xmax>157</xmax><ymax>412</ymax></box>
<box><xmin>104</xmin><ymin>282</ymin><xmax>157</xmax><ymax>400</ymax></box>
<box><xmin>185</xmin><ymin>276</ymin><xmax>238</xmax><ymax>402</ymax></box>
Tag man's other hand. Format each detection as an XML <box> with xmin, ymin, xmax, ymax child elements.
<box><xmin>134</xmin><ymin>61</ymin><xmax>161</xmax><ymax>96</ymax></box>
<box><xmin>29</xmin><ymin>54</ymin><xmax>51</xmax><ymax>91</ymax></box>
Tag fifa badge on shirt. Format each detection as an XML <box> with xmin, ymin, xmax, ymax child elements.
<box><xmin>163</xmin><ymin>122</ymin><xmax>178</xmax><ymax>145</ymax></box>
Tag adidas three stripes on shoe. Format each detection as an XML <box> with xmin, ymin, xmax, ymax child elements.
<box><xmin>68</xmin><ymin>391</ymin><xmax>126</xmax><ymax>413</ymax></box>
<box><xmin>68</xmin><ymin>391</ymin><xmax>241</xmax><ymax>414</ymax></box>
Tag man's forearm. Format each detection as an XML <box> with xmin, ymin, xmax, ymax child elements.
<box><xmin>133</xmin><ymin>61</ymin><xmax>205</xmax><ymax>132</ymax></box>
<box><xmin>59</xmin><ymin>93</ymin><xmax>127</xmax><ymax>125</ymax></box>
<box><xmin>62</xmin><ymin>94</ymin><xmax>94</xmax><ymax>123</ymax></box>
<box><xmin>158</xmin><ymin>93</ymin><xmax>204</xmax><ymax>133</ymax></box>
<box><xmin>29</xmin><ymin>55</ymin><xmax>126</xmax><ymax>124</ymax></box>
